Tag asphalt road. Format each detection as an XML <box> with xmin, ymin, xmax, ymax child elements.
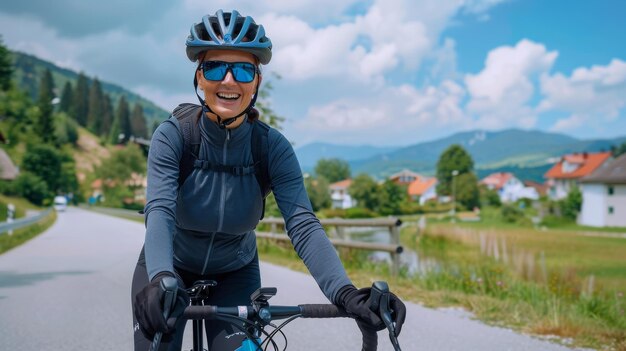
<box><xmin>0</xmin><ymin>207</ymin><xmax>592</xmax><ymax>350</ymax></box>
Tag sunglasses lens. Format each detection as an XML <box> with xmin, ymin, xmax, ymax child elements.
<box><xmin>231</xmin><ymin>64</ymin><xmax>255</xmax><ymax>83</ymax></box>
<box><xmin>203</xmin><ymin>62</ymin><xmax>228</xmax><ymax>81</ymax></box>
<box><xmin>202</xmin><ymin>62</ymin><xmax>256</xmax><ymax>83</ymax></box>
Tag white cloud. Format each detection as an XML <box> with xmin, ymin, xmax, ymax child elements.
<box><xmin>293</xmin><ymin>80</ymin><xmax>470</xmax><ymax>145</ymax></box>
<box><xmin>550</xmin><ymin>114</ymin><xmax>585</xmax><ymax>132</ymax></box>
<box><xmin>464</xmin><ymin>39</ymin><xmax>558</xmax><ymax>129</ymax></box>
<box><xmin>540</xmin><ymin>59</ymin><xmax>626</xmax><ymax>122</ymax></box>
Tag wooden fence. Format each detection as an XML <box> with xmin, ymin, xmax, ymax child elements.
<box><xmin>258</xmin><ymin>217</ymin><xmax>404</xmax><ymax>276</ymax></box>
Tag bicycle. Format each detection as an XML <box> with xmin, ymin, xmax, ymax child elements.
<box><xmin>150</xmin><ymin>277</ymin><xmax>403</xmax><ymax>351</ymax></box>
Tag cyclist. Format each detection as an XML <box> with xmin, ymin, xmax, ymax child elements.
<box><xmin>132</xmin><ymin>9</ymin><xmax>406</xmax><ymax>350</ymax></box>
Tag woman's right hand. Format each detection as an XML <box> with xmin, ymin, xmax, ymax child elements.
<box><xmin>133</xmin><ymin>272</ymin><xmax>188</xmax><ymax>340</ymax></box>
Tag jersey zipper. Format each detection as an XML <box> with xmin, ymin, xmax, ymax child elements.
<box><xmin>201</xmin><ymin>129</ymin><xmax>230</xmax><ymax>275</ymax></box>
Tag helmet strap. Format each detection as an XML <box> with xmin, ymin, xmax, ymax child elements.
<box><xmin>193</xmin><ymin>70</ymin><xmax>260</xmax><ymax>129</ymax></box>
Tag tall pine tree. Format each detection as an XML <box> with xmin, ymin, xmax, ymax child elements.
<box><xmin>109</xmin><ymin>95</ymin><xmax>130</xmax><ymax>143</ymax></box>
<box><xmin>59</xmin><ymin>81</ymin><xmax>73</xmax><ymax>114</ymax></box>
<box><xmin>72</xmin><ymin>72</ymin><xmax>89</xmax><ymax>126</ymax></box>
<box><xmin>100</xmin><ymin>93</ymin><xmax>113</xmax><ymax>138</ymax></box>
<box><xmin>36</xmin><ymin>69</ymin><xmax>56</xmax><ymax>143</ymax></box>
<box><xmin>130</xmin><ymin>103</ymin><xmax>148</xmax><ymax>139</ymax></box>
<box><xmin>0</xmin><ymin>35</ymin><xmax>13</xmax><ymax>91</ymax></box>
<box><xmin>86</xmin><ymin>78</ymin><xmax>104</xmax><ymax>133</ymax></box>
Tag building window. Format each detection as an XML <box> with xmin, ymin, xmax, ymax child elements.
<box><xmin>608</xmin><ymin>206</ymin><xmax>614</xmax><ymax>215</ymax></box>
<box><xmin>608</xmin><ymin>186</ymin><xmax>614</xmax><ymax>195</ymax></box>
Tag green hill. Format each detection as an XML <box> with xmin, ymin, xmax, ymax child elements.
<box><xmin>346</xmin><ymin>129</ymin><xmax>626</xmax><ymax>181</ymax></box>
<box><xmin>11</xmin><ymin>51</ymin><xmax>169</xmax><ymax>130</ymax></box>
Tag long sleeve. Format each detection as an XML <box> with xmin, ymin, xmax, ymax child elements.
<box><xmin>143</xmin><ymin>118</ymin><xmax>183</xmax><ymax>280</ymax></box>
<box><xmin>267</xmin><ymin>129</ymin><xmax>352</xmax><ymax>303</ymax></box>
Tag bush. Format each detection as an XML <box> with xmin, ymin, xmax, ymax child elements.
<box><xmin>318</xmin><ymin>208</ymin><xmax>346</xmax><ymax>218</ymax></box>
<box><xmin>344</xmin><ymin>207</ymin><xmax>378</xmax><ymax>218</ymax></box>
<box><xmin>500</xmin><ymin>204</ymin><xmax>524</xmax><ymax>223</ymax></box>
<box><xmin>12</xmin><ymin>172</ymin><xmax>50</xmax><ymax>205</ymax></box>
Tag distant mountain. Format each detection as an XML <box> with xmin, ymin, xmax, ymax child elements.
<box><xmin>301</xmin><ymin>129</ymin><xmax>626</xmax><ymax>181</ymax></box>
<box><xmin>11</xmin><ymin>51</ymin><xmax>169</xmax><ymax>130</ymax></box>
<box><xmin>295</xmin><ymin>142</ymin><xmax>399</xmax><ymax>170</ymax></box>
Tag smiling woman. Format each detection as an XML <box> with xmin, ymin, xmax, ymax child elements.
<box><xmin>130</xmin><ymin>9</ymin><xmax>406</xmax><ymax>351</ymax></box>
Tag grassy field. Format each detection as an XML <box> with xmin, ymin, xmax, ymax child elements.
<box><xmin>258</xmin><ymin>217</ymin><xmax>626</xmax><ymax>351</ymax></box>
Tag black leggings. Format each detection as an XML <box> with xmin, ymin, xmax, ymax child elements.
<box><xmin>131</xmin><ymin>248</ymin><xmax>261</xmax><ymax>350</ymax></box>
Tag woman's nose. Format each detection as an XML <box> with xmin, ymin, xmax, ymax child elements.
<box><xmin>222</xmin><ymin>70</ymin><xmax>236</xmax><ymax>84</ymax></box>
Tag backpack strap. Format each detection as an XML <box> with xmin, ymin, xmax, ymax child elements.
<box><xmin>251</xmin><ymin>120</ymin><xmax>272</xmax><ymax>219</ymax></box>
<box><xmin>173</xmin><ymin>103</ymin><xmax>202</xmax><ymax>187</ymax></box>
<box><xmin>172</xmin><ymin>103</ymin><xmax>272</xmax><ymax>219</ymax></box>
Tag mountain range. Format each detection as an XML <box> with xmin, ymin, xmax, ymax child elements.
<box><xmin>296</xmin><ymin>129</ymin><xmax>626</xmax><ymax>183</ymax></box>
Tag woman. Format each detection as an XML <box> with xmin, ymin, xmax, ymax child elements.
<box><xmin>132</xmin><ymin>10</ymin><xmax>405</xmax><ymax>350</ymax></box>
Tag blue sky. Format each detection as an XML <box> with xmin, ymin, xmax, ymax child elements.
<box><xmin>0</xmin><ymin>0</ymin><xmax>624</xmax><ymax>147</ymax></box>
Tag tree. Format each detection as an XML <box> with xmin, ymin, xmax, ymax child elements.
<box><xmin>612</xmin><ymin>141</ymin><xmax>626</xmax><ymax>158</ymax></box>
<box><xmin>130</xmin><ymin>103</ymin><xmax>148</xmax><ymax>138</ymax></box>
<box><xmin>436</xmin><ymin>144</ymin><xmax>474</xmax><ymax>196</ymax></box>
<box><xmin>21</xmin><ymin>144</ymin><xmax>63</xmax><ymax>194</ymax></box>
<box><xmin>12</xmin><ymin>172</ymin><xmax>50</xmax><ymax>205</ymax></box>
<box><xmin>378</xmin><ymin>180</ymin><xmax>406</xmax><ymax>215</ymax></box>
<box><xmin>54</xmin><ymin>112</ymin><xmax>79</xmax><ymax>146</ymax></box>
<box><xmin>455</xmin><ymin>172</ymin><xmax>480</xmax><ymax>210</ymax></box>
<box><xmin>348</xmin><ymin>173</ymin><xmax>380</xmax><ymax>212</ymax></box>
<box><xmin>35</xmin><ymin>68</ymin><xmax>56</xmax><ymax>143</ymax></box>
<box><xmin>100</xmin><ymin>93</ymin><xmax>114</xmax><ymax>137</ymax></box>
<box><xmin>0</xmin><ymin>35</ymin><xmax>13</xmax><ymax>91</ymax></box>
<box><xmin>110</xmin><ymin>95</ymin><xmax>131</xmax><ymax>143</ymax></box>
<box><xmin>304</xmin><ymin>176</ymin><xmax>331</xmax><ymax>211</ymax></box>
<box><xmin>86</xmin><ymin>78</ymin><xmax>104</xmax><ymax>133</ymax></box>
<box><xmin>314</xmin><ymin>158</ymin><xmax>351</xmax><ymax>183</ymax></box>
<box><xmin>59</xmin><ymin>81</ymin><xmax>73</xmax><ymax>114</ymax></box>
<box><xmin>562</xmin><ymin>186</ymin><xmax>582</xmax><ymax>220</ymax></box>
<box><xmin>72</xmin><ymin>72</ymin><xmax>89</xmax><ymax>126</ymax></box>
<box><xmin>256</xmin><ymin>72</ymin><xmax>285</xmax><ymax>130</ymax></box>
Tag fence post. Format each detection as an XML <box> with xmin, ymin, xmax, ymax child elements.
<box><xmin>390</xmin><ymin>223</ymin><xmax>400</xmax><ymax>276</ymax></box>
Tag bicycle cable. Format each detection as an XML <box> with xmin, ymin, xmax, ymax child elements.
<box><xmin>262</xmin><ymin>314</ymin><xmax>302</xmax><ymax>351</ymax></box>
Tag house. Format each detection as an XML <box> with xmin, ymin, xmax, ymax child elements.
<box><xmin>408</xmin><ymin>177</ymin><xmax>438</xmax><ymax>205</ymax></box>
<box><xmin>579</xmin><ymin>153</ymin><xmax>626</xmax><ymax>227</ymax></box>
<box><xmin>389</xmin><ymin>169</ymin><xmax>422</xmax><ymax>185</ymax></box>
<box><xmin>524</xmin><ymin>180</ymin><xmax>549</xmax><ymax>197</ymax></box>
<box><xmin>0</xmin><ymin>148</ymin><xmax>19</xmax><ymax>180</ymax></box>
<box><xmin>329</xmin><ymin>179</ymin><xmax>355</xmax><ymax>209</ymax></box>
<box><xmin>480</xmin><ymin>172</ymin><xmax>538</xmax><ymax>202</ymax></box>
<box><xmin>544</xmin><ymin>152</ymin><xmax>612</xmax><ymax>200</ymax></box>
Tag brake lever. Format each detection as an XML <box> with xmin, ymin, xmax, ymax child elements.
<box><xmin>370</xmin><ymin>281</ymin><xmax>402</xmax><ymax>351</ymax></box>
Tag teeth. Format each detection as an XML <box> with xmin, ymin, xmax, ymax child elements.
<box><xmin>217</xmin><ymin>93</ymin><xmax>240</xmax><ymax>100</ymax></box>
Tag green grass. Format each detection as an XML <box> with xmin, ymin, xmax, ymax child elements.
<box><xmin>258</xmin><ymin>218</ymin><xmax>626</xmax><ymax>350</ymax></box>
<box><xmin>0</xmin><ymin>210</ymin><xmax>57</xmax><ymax>255</ymax></box>
<box><xmin>404</xmin><ymin>222</ymin><xmax>626</xmax><ymax>350</ymax></box>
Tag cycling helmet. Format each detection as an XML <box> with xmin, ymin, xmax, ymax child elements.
<box><xmin>186</xmin><ymin>10</ymin><xmax>272</xmax><ymax>65</ymax></box>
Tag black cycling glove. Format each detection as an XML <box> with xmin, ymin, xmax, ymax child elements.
<box><xmin>336</xmin><ymin>285</ymin><xmax>406</xmax><ymax>336</ymax></box>
<box><xmin>133</xmin><ymin>272</ymin><xmax>189</xmax><ymax>341</ymax></box>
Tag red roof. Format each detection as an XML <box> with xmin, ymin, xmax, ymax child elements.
<box><xmin>329</xmin><ymin>179</ymin><xmax>352</xmax><ymax>190</ymax></box>
<box><xmin>480</xmin><ymin>172</ymin><xmax>513</xmax><ymax>190</ymax></box>
<box><xmin>408</xmin><ymin>178</ymin><xmax>437</xmax><ymax>196</ymax></box>
<box><xmin>544</xmin><ymin>152</ymin><xmax>611</xmax><ymax>179</ymax></box>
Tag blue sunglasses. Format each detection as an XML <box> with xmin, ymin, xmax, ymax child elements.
<box><xmin>200</xmin><ymin>61</ymin><xmax>258</xmax><ymax>83</ymax></box>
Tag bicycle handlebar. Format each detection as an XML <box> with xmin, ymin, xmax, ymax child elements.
<box><xmin>181</xmin><ymin>304</ymin><xmax>378</xmax><ymax>351</ymax></box>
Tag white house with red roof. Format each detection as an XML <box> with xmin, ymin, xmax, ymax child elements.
<box><xmin>579</xmin><ymin>153</ymin><xmax>626</xmax><ymax>227</ymax></box>
<box><xmin>544</xmin><ymin>152</ymin><xmax>612</xmax><ymax>200</ymax></box>
<box><xmin>480</xmin><ymin>172</ymin><xmax>538</xmax><ymax>202</ymax></box>
<box><xmin>407</xmin><ymin>177</ymin><xmax>438</xmax><ymax>205</ymax></box>
<box><xmin>329</xmin><ymin>179</ymin><xmax>355</xmax><ymax>209</ymax></box>
<box><xmin>389</xmin><ymin>169</ymin><xmax>422</xmax><ymax>185</ymax></box>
